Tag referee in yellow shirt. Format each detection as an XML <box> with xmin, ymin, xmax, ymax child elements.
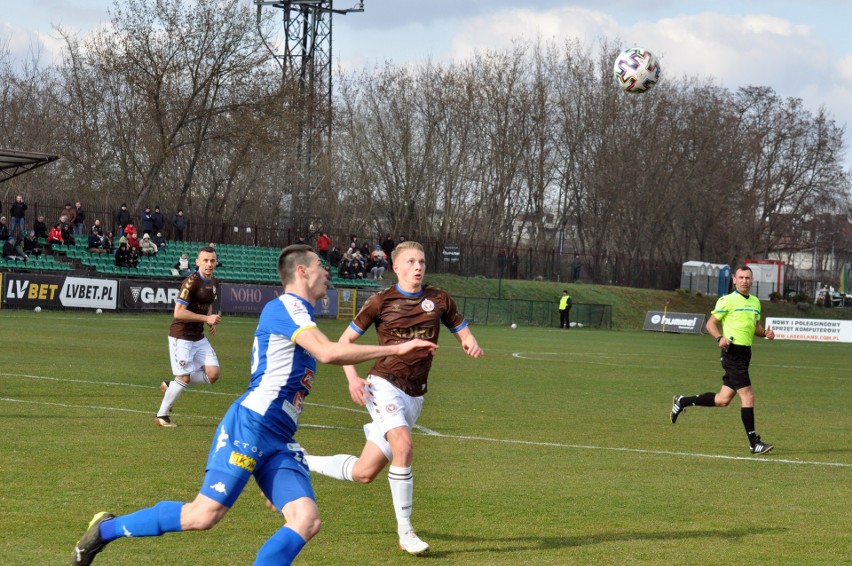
<box><xmin>670</xmin><ymin>265</ymin><xmax>776</xmax><ymax>455</ymax></box>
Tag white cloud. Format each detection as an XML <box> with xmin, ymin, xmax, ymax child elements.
<box><xmin>450</xmin><ymin>6</ymin><xmax>618</xmax><ymax>60</ymax></box>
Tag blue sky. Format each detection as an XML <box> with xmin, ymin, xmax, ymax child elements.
<box><xmin>4</xmin><ymin>0</ymin><xmax>852</xmax><ymax>169</ymax></box>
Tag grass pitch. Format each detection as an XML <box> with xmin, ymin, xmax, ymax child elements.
<box><xmin>1</xmin><ymin>310</ymin><xmax>850</xmax><ymax>565</ymax></box>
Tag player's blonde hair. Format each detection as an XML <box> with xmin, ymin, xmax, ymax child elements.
<box><xmin>391</xmin><ymin>240</ymin><xmax>424</xmax><ymax>265</ymax></box>
<box><xmin>278</xmin><ymin>244</ymin><xmax>315</xmax><ymax>285</ymax></box>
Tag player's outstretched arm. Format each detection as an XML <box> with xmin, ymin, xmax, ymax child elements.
<box><xmin>454</xmin><ymin>327</ymin><xmax>484</xmax><ymax>358</ymax></box>
<box><xmin>338</xmin><ymin>325</ymin><xmax>368</xmax><ymax>405</ymax></box>
<box><xmin>295</xmin><ymin>327</ymin><xmax>437</xmax><ymax>366</ymax></box>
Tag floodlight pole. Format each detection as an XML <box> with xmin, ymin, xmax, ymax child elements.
<box><xmin>254</xmin><ymin>1</ymin><xmax>364</xmax><ymax>234</ymax></box>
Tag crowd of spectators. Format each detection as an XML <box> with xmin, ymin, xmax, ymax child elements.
<box><xmin>1</xmin><ymin>196</ymin><xmax>182</xmax><ymax>273</ymax></box>
<box><xmin>327</xmin><ymin>235</ymin><xmax>390</xmax><ymax>282</ymax></box>
<box><xmin>2</xmin><ymin>197</ymin><xmax>418</xmax><ymax>286</ymax></box>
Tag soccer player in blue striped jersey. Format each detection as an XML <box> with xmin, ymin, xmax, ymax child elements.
<box><xmin>71</xmin><ymin>244</ymin><xmax>438</xmax><ymax>566</ymax></box>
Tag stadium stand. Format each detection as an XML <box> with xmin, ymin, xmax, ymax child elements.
<box><xmin>1</xmin><ymin>236</ymin><xmax>383</xmax><ymax>288</ymax></box>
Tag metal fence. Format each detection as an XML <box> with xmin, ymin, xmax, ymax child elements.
<box><xmin>453</xmin><ymin>297</ymin><xmax>612</xmax><ymax>329</ymax></box>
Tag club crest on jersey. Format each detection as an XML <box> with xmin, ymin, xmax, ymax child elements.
<box><xmin>386</xmin><ymin>403</ymin><xmax>398</xmax><ymax>413</ymax></box>
<box><xmin>421</xmin><ymin>299</ymin><xmax>435</xmax><ymax>313</ymax></box>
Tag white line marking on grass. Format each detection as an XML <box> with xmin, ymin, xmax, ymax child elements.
<box><xmin>0</xmin><ymin>397</ymin><xmax>363</xmax><ymax>433</ymax></box>
<box><xmin>508</xmin><ymin>352</ymin><xmax>852</xmax><ymax>379</ymax></box>
<box><xmin>1</xmin><ymin>373</ymin><xmax>240</xmax><ymax>396</ymax></box>
<box><xmin>4</xmin><ymin>374</ymin><xmax>849</xmax><ymax>468</ymax></box>
<box><xmin>422</xmin><ymin>431</ymin><xmax>852</xmax><ymax>468</ymax></box>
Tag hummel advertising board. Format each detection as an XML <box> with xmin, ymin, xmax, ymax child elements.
<box><xmin>765</xmin><ymin>317</ymin><xmax>852</xmax><ymax>343</ymax></box>
<box><xmin>3</xmin><ymin>273</ymin><xmax>117</xmax><ymax>309</ymax></box>
<box><xmin>643</xmin><ymin>311</ymin><xmax>705</xmax><ymax>334</ymax></box>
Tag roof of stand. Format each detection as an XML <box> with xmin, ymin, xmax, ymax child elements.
<box><xmin>0</xmin><ymin>148</ymin><xmax>60</xmax><ymax>183</ymax></box>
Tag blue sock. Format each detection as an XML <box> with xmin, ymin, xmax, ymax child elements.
<box><xmin>100</xmin><ymin>501</ymin><xmax>185</xmax><ymax>542</ymax></box>
<box><xmin>253</xmin><ymin>526</ymin><xmax>306</xmax><ymax>565</ymax></box>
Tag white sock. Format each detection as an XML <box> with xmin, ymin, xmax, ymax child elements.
<box><xmin>304</xmin><ymin>454</ymin><xmax>356</xmax><ymax>481</ymax></box>
<box><xmin>157</xmin><ymin>379</ymin><xmax>186</xmax><ymax>417</ymax></box>
<box><xmin>388</xmin><ymin>465</ymin><xmax>414</xmax><ymax>534</ymax></box>
<box><xmin>188</xmin><ymin>369</ymin><xmax>210</xmax><ymax>385</ymax></box>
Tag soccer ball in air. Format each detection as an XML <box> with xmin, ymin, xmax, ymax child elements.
<box><xmin>510</xmin><ymin>323</ymin><xmax>517</xmax><ymax>329</ymax></box>
<box><xmin>613</xmin><ymin>47</ymin><xmax>661</xmax><ymax>93</ymax></box>
<box><xmin>34</xmin><ymin>306</ymin><xmax>42</xmax><ymax>312</ymax></box>
<box><xmin>96</xmin><ymin>308</ymin><xmax>103</xmax><ymax>314</ymax></box>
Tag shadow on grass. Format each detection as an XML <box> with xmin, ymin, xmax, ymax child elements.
<box><xmin>411</xmin><ymin>526</ymin><xmax>788</xmax><ymax>558</ymax></box>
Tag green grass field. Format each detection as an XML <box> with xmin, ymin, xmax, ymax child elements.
<box><xmin>1</xmin><ymin>310</ymin><xmax>850</xmax><ymax>565</ymax></box>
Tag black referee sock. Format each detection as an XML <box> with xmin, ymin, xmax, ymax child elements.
<box><xmin>741</xmin><ymin>407</ymin><xmax>758</xmax><ymax>444</ymax></box>
<box><xmin>681</xmin><ymin>392</ymin><xmax>716</xmax><ymax>407</ymax></box>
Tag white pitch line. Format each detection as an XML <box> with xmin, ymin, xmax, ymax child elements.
<box><xmin>1</xmin><ymin>395</ymin><xmax>849</xmax><ymax>469</ymax></box>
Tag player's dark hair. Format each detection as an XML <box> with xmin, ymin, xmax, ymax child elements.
<box><xmin>278</xmin><ymin>244</ymin><xmax>315</xmax><ymax>285</ymax></box>
<box><xmin>197</xmin><ymin>245</ymin><xmax>216</xmax><ymax>257</ymax></box>
<box><xmin>735</xmin><ymin>264</ymin><xmax>752</xmax><ymax>274</ymax></box>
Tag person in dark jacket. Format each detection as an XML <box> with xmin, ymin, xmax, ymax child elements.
<box><xmin>152</xmin><ymin>206</ymin><xmax>165</xmax><ymax>234</ymax></box>
<box><xmin>140</xmin><ymin>206</ymin><xmax>155</xmax><ymax>236</ymax></box>
<box><xmin>171</xmin><ymin>209</ymin><xmax>186</xmax><ymax>241</ymax></box>
<box><xmin>33</xmin><ymin>215</ymin><xmax>48</xmax><ymax>239</ymax></box>
<box><xmin>10</xmin><ymin>195</ymin><xmax>27</xmax><ymax>238</ymax></box>
<box><xmin>116</xmin><ymin>204</ymin><xmax>131</xmax><ymax>235</ymax></box>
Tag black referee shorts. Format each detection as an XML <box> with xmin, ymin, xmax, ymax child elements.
<box><xmin>720</xmin><ymin>344</ymin><xmax>752</xmax><ymax>390</ymax></box>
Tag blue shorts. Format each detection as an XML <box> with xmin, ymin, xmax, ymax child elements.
<box><xmin>199</xmin><ymin>402</ymin><xmax>314</xmax><ymax>510</ymax></box>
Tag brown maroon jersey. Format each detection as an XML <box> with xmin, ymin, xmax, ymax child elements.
<box><xmin>169</xmin><ymin>272</ymin><xmax>218</xmax><ymax>341</ymax></box>
<box><xmin>350</xmin><ymin>284</ymin><xmax>467</xmax><ymax>397</ymax></box>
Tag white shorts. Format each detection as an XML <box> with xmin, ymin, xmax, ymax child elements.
<box><xmin>363</xmin><ymin>375</ymin><xmax>423</xmax><ymax>460</ymax></box>
<box><xmin>168</xmin><ymin>336</ymin><xmax>219</xmax><ymax>377</ymax></box>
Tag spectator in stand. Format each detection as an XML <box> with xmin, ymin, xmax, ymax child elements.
<box><xmin>14</xmin><ymin>236</ymin><xmax>29</xmax><ymax>261</ymax></box>
<box><xmin>116</xmin><ymin>203</ymin><xmax>131</xmax><ymax>235</ymax></box>
<box><xmin>74</xmin><ymin>201</ymin><xmax>86</xmax><ymax>235</ymax></box>
<box><xmin>61</xmin><ymin>203</ymin><xmax>76</xmax><ymax>229</ymax></box>
<box><xmin>23</xmin><ymin>231</ymin><xmax>44</xmax><ymax>257</ymax></box>
<box><xmin>153</xmin><ymin>231</ymin><xmax>167</xmax><ymax>251</ymax></box>
<box><xmin>103</xmin><ymin>231</ymin><xmax>115</xmax><ymax>254</ymax></box>
<box><xmin>48</xmin><ymin>222</ymin><xmax>64</xmax><ymax>245</ymax></box>
<box><xmin>90</xmin><ymin>219</ymin><xmax>104</xmax><ymax>235</ymax></box>
<box><xmin>381</xmin><ymin>234</ymin><xmax>395</xmax><ymax>262</ymax></box>
<box><xmin>115</xmin><ymin>242</ymin><xmax>136</xmax><ymax>268</ymax></box>
<box><xmin>59</xmin><ymin>215</ymin><xmax>75</xmax><ymax>245</ymax></box>
<box><xmin>123</xmin><ymin>223</ymin><xmax>138</xmax><ymax>241</ymax></box>
<box><xmin>141</xmin><ymin>206</ymin><xmax>155</xmax><ymax>236</ymax></box>
<box><xmin>10</xmin><ymin>195</ymin><xmax>27</xmax><ymax>238</ymax></box>
<box><xmin>0</xmin><ymin>217</ymin><xmax>9</xmax><ymax>241</ymax></box>
<box><xmin>360</xmin><ymin>241</ymin><xmax>371</xmax><ymax>258</ymax></box>
<box><xmin>88</xmin><ymin>230</ymin><xmax>108</xmax><ymax>254</ymax></box>
<box><xmin>338</xmin><ymin>259</ymin><xmax>353</xmax><ymax>280</ymax></box>
<box><xmin>343</xmin><ymin>241</ymin><xmax>358</xmax><ymax>262</ymax></box>
<box><xmin>127</xmin><ymin>230</ymin><xmax>141</xmax><ymax>252</ymax></box>
<box><xmin>328</xmin><ymin>246</ymin><xmax>342</xmax><ymax>268</ymax></box>
<box><xmin>350</xmin><ymin>251</ymin><xmax>367</xmax><ymax>279</ymax></box>
<box><xmin>3</xmin><ymin>236</ymin><xmax>26</xmax><ymax>261</ymax></box>
<box><xmin>33</xmin><ymin>215</ymin><xmax>48</xmax><ymax>239</ymax></box>
<box><xmin>172</xmin><ymin>209</ymin><xmax>186</xmax><ymax>241</ymax></box>
<box><xmin>317</xmin><ymin>231</ymin><xmax>332</xmax><ymax>260</ymax></box>
<box><xmin>174</xmin><ymin>253</ymin><xmax>192</xmax><ymax>277</ymax></box>
<box><xmin>140</xmin><ymin>233</ymin><xmax>159</xmax><ymax>256</ymax></box>
<box><xmin>152</xmin><ymin>205</ymin><xmax>165</xmax><ymax>235</ymax></box>
<box><xmin>370</xmin><ymin>245</ymin><xmax>387</xmax><ymax>280</ymax></box>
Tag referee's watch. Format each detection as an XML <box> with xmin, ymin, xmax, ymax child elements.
<box><xmin>715</xmin><ymin>336</ymin><xmax>723</xmax><ymax>342</ymax></box>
